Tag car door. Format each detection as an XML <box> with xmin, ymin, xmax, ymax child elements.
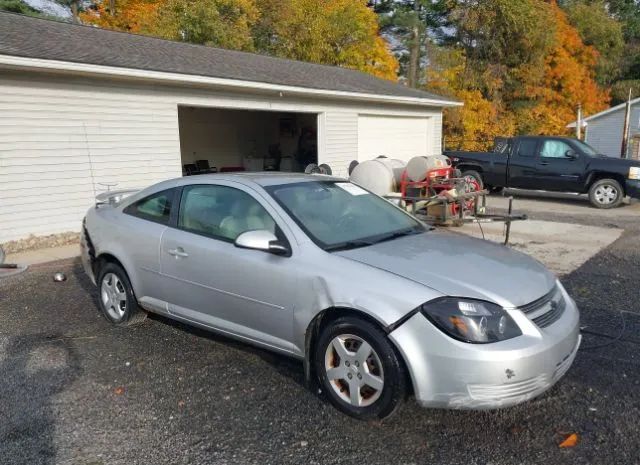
<box><xmin>507</xmin><ymin>138</ymin><xmax>540</xmax><ymax>189</ymax></box>
<box><xmin>158</xmin><ymin>182</ymin><xmax>297</xmax><ymax>353</ymax></box>
<box><xmin>535</xmin><ymin>139</ymin><xmax>586</xmax><ymax>192</ymax></box>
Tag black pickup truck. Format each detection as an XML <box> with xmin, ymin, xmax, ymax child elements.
<box><xmin>445</xmin><ymin>136</ymin><xmax>640</xmax><ymax>208</ymax></box>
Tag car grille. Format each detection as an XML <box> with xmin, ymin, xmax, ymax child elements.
<box><xmin>468</xmin><ymin>374</ymin><xmax>549</xmax><ymax>401</ymax></box>
<box><xmin>519</xmin><ymin>285</ymin><xmax>566</xmax><ymax>328</ymax></box>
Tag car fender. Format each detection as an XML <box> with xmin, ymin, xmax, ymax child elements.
<box><xmin>291</xmin><ymin>248</ymin><xmax>442</xmax><ymax>355</ymax></box>
<box><xmin>85</xmin><ymin>207</ymin><xmax>144</xmax><ymax>297</ymax></box>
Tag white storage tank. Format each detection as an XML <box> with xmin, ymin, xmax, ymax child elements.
<box><xmin>349</xmin><ymin>158</ymin><xmax>406</xmax><ymax>195</ymax></box>
<box><xmin>405</xmin><ymin>155</ymin><xmax>451</xmax><ymax>182</ymax></box>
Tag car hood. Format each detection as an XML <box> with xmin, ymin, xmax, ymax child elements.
<box><xmin>335</xmin><ymin>230</ymin><xmax>556</xmax><ymax>308</ymax></box>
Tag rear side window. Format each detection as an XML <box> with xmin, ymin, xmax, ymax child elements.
<box><xmin>516</xmin><ymin>139</ymin><xmax>538</xmax><ymax>158</ymax></box>
<box><xmin>124</xmin><ymin>189</ymin><xmax>174</xmax><ymax>225</ymax></box>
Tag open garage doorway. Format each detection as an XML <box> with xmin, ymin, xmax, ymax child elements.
<box><xmin>178</xmin><ymin>106</ymin><xmax>318</xmax><ymax>175</ymax></box>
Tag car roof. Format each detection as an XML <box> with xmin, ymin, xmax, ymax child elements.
<box><xmin>180</xmin><ymin>172</ymin><xmax>346</xmax><ymax>187</ymax></box>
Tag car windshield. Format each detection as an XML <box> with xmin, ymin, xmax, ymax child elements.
<box><xmin>266</xmin><ymin>181</ymin><xmax>425</xmax><ymax>251</ymax></box>
<box><xmin>573</xmin><ymin>139</ymin><xmax>599</xmax><ymax>156</ymax></box>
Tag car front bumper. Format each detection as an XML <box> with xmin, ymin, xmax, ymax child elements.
<box><xmin>80</xmin><ymin>225</ymin><xmax>96</xmax><ymax>286</ymax></box>
<box><xmin>389</xmin><ymin>288</ymin><xmax>581</xmax><ymax>409</ymax></box>
<box><xmin>625</xmin><ymin>179</ymin><xmax>640</xmax><ymax>199</ymax></box>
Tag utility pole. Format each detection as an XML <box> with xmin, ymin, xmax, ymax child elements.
<box><xmin>621</xmin><ymin>88</ymin><xmax>632</xmax><ymax>159</ymax></box>
<box><xmin>576</xmin><ymin>103</ymin><xmax>582</xmax><ymax>140</ymax></box>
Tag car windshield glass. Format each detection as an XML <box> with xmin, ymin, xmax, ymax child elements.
<box><xmin>266</xmin><ymin>181</ymin><xmax>424</xmax><ymax>251</ymax></box>
<box><xmin>573</xmin><ymin>140</ymin><xmax>599</xmax><ymax>156</ymax></box>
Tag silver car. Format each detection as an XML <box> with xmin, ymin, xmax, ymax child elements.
<box><xmin>81</xmin><ymin>173</ymin><xmax>581</xmax><ymax>419</ymax></box>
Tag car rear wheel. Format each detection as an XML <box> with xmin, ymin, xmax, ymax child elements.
<box><xmin>315</xmin><ymin>316</ymin><xmax>407</xmax><ymax>420</ymax></box>
<box><xmin>589</xmin><ymin>179</ymin><xmax>623</xmax><ymax>209</ymax></box>
<box><xmin>97</xmin><ymin>262</ymin><xmax>147</xmax><ymax>326</ymax></box>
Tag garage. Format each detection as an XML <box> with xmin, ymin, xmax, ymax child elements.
<box><xmin>178</xmin><ymin>106</ymin><xmax>318</xmax><ymax>175</ymax></box>
<box><xmin>0</xmin><ymin>12</ymin><xmax>460</xmax><ymax>244</ymax></box>
<box><xmin>358</xmin><ymin>115</ymin><xmax>432</xmax><ymax>162</ymax></box>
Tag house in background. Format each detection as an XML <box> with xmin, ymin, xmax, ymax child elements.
<box><xmin>567</xmin><ymin>98</ymin><xmax>640</xmax><ymax>160</ymax></box>
<box><xmin>0</xmin><ymin>12</ymin><xmax>460</xmax><ymax>243</ymax></box>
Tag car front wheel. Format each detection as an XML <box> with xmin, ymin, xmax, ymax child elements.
<box><xmin>589</xmin><ymin>179</ymin><xmax>623</xmax><ymax>209</ymax></box>
<box><xmin>97</xmin><ymin>262</ymin><xmax>147</xmax><ymax>326</ymax></box>
<box><xmin>315</xmin><ymin>316</ymin><xmax>407</xmax><ymax>420</ymax></box>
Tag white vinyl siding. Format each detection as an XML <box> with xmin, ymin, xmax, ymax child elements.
<box><xmin>0</xmin><ymin>71</ymin><xmax>445</xmax><ymax>242</ymax></box>
<box><xmin>322</xmin><ymin>112</ymin><xmax>358</xmax><ymax>177</ymax></box>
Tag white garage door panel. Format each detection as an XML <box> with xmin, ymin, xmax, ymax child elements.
<box><xmin>358</xmin><ymin>115</ymin><xmax>430</xmax><ymax>162</ymax></box>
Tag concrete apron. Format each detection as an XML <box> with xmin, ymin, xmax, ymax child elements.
<box><xmin>455</xmin><ymin>219</ymin><xmax>623</xmax><ymax>275</ymax></box>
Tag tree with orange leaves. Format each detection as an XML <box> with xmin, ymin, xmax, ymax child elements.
<box><xmin>425</xmin><ymin>0</ymin><xmax>608</xmax><ymax>148</ymax></box>
<box><xmin>517</xmin><ymin>1</ymin><xmax>609</xmax><ymax>135</ymax></box>
<box><xmin>80</xmin><ymin>0</ymin><xmax>398</xmax><ymax>80</ymax></box>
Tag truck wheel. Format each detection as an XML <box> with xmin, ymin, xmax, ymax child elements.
<box><xmin>589</xmin><ymin>179</ymin><xmax>623</xmax><ymax>209</ymax></box>
<box><xmin>461</xmin><ymin>170</ymin><xmax>484</xmax><ymax>190</ymax></box>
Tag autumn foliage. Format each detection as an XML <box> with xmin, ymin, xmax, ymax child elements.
<box><xmin>80</xmin><ymin>0</ymin><xmax>398</xmax><ymax>80</ymax></box>
<box><xmin>426</xmin><ymin>0</ymin><xmax>609</xmax><ymax>150</ymax></box>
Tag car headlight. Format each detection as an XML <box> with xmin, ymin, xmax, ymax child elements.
<box><xmin>421</xmin><ymin>298</ymin><xmax>522</xmax><ymax>343</ymax></box>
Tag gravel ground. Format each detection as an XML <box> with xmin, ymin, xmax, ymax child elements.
<box><xmin>1</xmin><ymin>195</ymin><xmax>639</xmax><ymax>465</ymax></box>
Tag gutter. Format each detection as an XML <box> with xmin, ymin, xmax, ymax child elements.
<box><xmin>0</xmin><ymin>54</ymin><xmax>463</xmax><ymax>108</ymax></box>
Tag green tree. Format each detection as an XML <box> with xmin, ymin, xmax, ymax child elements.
<box><xmin>372</xmin><ymin>0</ymin><xmax>451</xmax><ymax>87</ymax></box>
<box><xmin>562</xmin><ymin>0</ymin><xmax>625</xmax><ymax>85</ymax></box>
<box><xmin>0</xmin><ymin>0</ymin><xmax>40</xmax><ymax>14</ymax></box>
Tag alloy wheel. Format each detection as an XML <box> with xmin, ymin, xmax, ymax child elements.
<box><xmin>101</xmin><ymin>272</ymin><xmax>127</xmax><ymax>320</ymax></box>
<box><xmin>324</xmin><ymin>334</ymin><xmax>384</xmax><ymax>407</ymax></box>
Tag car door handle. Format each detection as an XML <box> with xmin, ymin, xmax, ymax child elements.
<box><xmin>539</xmin><ymin>162</ymin><xmax>549</xmax><ymax>166</ymax></box>
<box><xmin>167</xmin><ymin>248</ymin><xmax>189</xmax><ymax>258</ymax></box>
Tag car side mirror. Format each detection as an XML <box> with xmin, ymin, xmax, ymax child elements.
<box><xmin>234</xmin><ymin>230</ymin><xmax>289</xmax><ymax>256</ymax></box>
<box><xmin>565</xmin><ymin>149</ymin><xmax>578</xmax><ymax>159</ymax></box>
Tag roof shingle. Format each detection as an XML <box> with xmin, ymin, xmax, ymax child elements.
<box><xmin>0</xmin><ymin>12</ymin><xmax>456</xmax><ymax>104</ymax></box>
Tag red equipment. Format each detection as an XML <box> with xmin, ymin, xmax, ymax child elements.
<box><xmin>399</xmin><ymin>166</ymin><xmax>481</xmax><ymax>216</ymax></box>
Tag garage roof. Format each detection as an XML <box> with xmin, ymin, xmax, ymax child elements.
<box><xmin>0</xmin><ymin>12</ymin><xmax>459</xmax><ymax>106</ymax></box>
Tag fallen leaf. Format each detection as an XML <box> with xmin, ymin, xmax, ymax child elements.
<box><xmin>559</xmin><ymin>433</ymin><xmax>579</xmax><ymax>448</ymax></box>
<box><xmin>114</xmin><ymin>386</ymin><xmax>125</xmax><ymax>395</ymax></box>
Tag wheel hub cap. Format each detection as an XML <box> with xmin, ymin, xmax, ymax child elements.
<box><xmin>595</xmin><ymin>185</ymin><xmax>618</xmax><ymax>205</ymax></box>
<box><xmin>324</xmin><ymin>334</ymin><xmax>384</xmax><ymax>408</ymax></box>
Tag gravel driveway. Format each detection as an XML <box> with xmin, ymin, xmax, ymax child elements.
<box><xmin>1</xmin><ymin>196</ymin><xmax>638</xmax><ymax>465</ymax></box>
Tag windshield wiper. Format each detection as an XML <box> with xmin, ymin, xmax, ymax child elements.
<box><xmin>370</xmin><ymin>227</ymin><xmax>424</xmax><ymax>245</ymax></box>
<box><xmin>325</xmin><ymin>240</ymin><xmax>375</xmax><ymax>252</ymax></box>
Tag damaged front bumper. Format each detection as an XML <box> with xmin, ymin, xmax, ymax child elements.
<box><xmin>389</xmin><ymin>292</ymin><xmax>581</xmax><ymax>409</ymax></box>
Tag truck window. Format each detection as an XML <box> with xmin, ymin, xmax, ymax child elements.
<box><xmin>540</xmin><ymin>140</ymin><xmax>573</xmax><ymax>158</ymax></box>
<box><xmin>517</xmin><ymin>139</ymin><xmax>538</xmax><ymax>158</ymax></box>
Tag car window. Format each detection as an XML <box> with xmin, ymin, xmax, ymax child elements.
<box><xmin>124</xmin><ymin>189</ymin><xmax>174</xmax><ymax>225</ymax></box>
<box><xmin>178</xmin><ymin>184</ymin><xmax>276</xmax><ymax>242</ymax></box>
<box><xmin>540</xmin><ymin>140</ymin><xmax>573</xmax><ymax>158</ymax></box>
<box><xmin>516</xmin><ymin>139</ymin><xmax>538</xmax><ymax>158</ymax></box>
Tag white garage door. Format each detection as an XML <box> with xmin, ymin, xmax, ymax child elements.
<box><xmin>358</xmin><ymin>115</ymin><xmax>430</xmax><ymax>162</ymax></box>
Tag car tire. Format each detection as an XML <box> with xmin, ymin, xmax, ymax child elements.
<box><xmin>314</xmin><ymin>316</ymin><xmax>407</xmax><ymax>420</ymax></box>
<box><xmin>461</xmin><ymin>170</ymin><xmax>484</xmax><ymax>190</ymax></box>
<box><xmin>96</xmin><ymin>262</ymin><xmax>147</xmax><ymax>326</ymax></box>
<box><xmin>588</xmin><ymin>178</ymin><xmax>624</xmax><ymax>209</ymax></box>
<box><xmin>488</xmin><ymin>186</ymin><xmax>504</xmax><ymax>194</ymax></box>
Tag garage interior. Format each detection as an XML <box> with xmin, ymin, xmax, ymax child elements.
<box><xmin>178</xmin><ymin>106</ymin><xmax>318</xmax><ymax>175</ymax></box>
